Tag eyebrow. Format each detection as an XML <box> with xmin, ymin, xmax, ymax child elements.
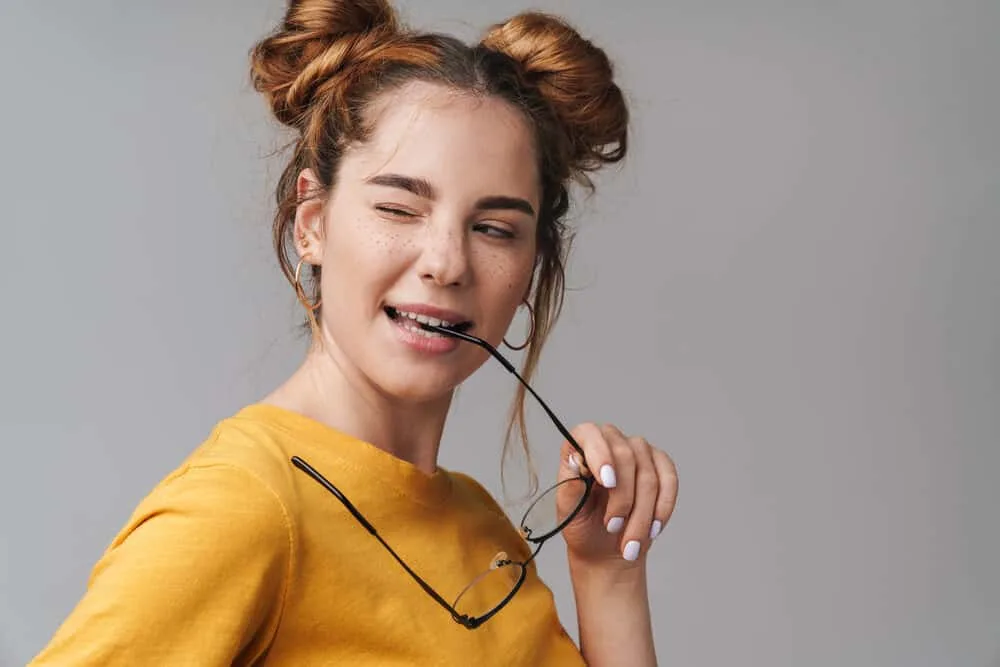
<box><xmin>475</xmin><ymin>196</ymin><xmax>535</xmax><ymax>217</ymax></box>
<box><xmin>366</xmin><ymin>173</ymin><xmax>536</xmax><ymax>218</ymax></box>
<box><xmin>366</xmin><ymin>173</ymin><xmax>436</xmax><ymax>200</ymax></box>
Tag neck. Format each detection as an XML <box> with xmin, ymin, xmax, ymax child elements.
<box><xmin>263</xmin><ymin>333</ymin><xmax>452</xmax><ymax>475</ymax></box>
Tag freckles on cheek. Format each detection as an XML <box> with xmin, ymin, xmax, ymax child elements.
<box><xmin>351</xmin><ymin>219</ymin><xmax>408</xmax><ymax>259</ymax></box>
<box><xmin>481</xmin><ymin>256</ymin><xmax>533</xmax><ymax>308</ymax></box>
<box><xmin>330</xmin><ymin>219</ymin><xmax>404</xmax><ymax>296</ymax></box>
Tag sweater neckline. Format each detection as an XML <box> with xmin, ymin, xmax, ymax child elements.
<box><xmin>234</xmin><ymin>403</ymin><xmax>455</xmax><ymax>507</ymax></box>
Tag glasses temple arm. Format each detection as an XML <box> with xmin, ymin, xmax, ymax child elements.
<box><xmin>290</xmin><ymin>456</ymin><xmax>472</xmax><ymax>625</ymax></box>
<box><xmin>421</xmin><ymin>325</ymin><xmax>585</xmax><ymax>460</ymax></box>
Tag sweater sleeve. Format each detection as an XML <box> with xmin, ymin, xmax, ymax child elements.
<box><xmin>29</xmin><ymin>462</ymin><xmax>294</xmax><ymax>666</ymax></box>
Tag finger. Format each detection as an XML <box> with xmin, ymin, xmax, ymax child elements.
<box><xmin>554</xmin><ymin>446</ymin><xmax>603</xmax><ymax>527</ymax></box>
<box><xmin>556</xmin><ymin>423</ymin><xmax>608</xmax><ymax>524</ymax></box>
<box><xmin>558</xmin><ymin>440</ymin><xmax>589</xmax><ymax>483</ymax></box>
<box><xmin>598</xmin><ymin>424</ymin><xmax>637</xmax><ymax>540</ymax></box>
<box><xmin>649</xmin><ymin>447</ymin><xmax>678</xmax><ymax>540</ymax></box>
<box><xmin>619</xmin><ymin>434</ymin><xmax>658</xmax><ymax>560</ymax></box>
<box><xmin>561</xmin><ymin>422</ymin><xmax>614</xmax><ymax>487</ymax></box>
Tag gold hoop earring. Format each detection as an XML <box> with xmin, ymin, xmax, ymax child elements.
<box><xmin>503</xmin><ymin>301</ymin><xmax>535</xmax><ymax>351</ymax></box>
<box><xmin>294</xmin><ymin>258</ymin><xmax>322</xmax><ymax>312</ymax></box>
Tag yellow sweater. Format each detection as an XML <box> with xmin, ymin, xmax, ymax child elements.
<box><xmin>31</xmin><ymin>404</ymin><xmax>585</xmax><ymax>666</ymax></box>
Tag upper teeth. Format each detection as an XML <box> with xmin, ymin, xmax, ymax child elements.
<box><xmin>396</xmin><ymin>310</ymin><xmax>453</xmax><ymax>327</ymax></box>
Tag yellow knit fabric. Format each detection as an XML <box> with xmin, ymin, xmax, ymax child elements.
<box><xmin>30</xmin><ymin>404</ymin><xmax>585</xmax><ymax>666</ymax></box>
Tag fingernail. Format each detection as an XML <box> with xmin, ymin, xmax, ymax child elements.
<box><xmin>606</xmin><ymin>517</ymin><xmax>625</xmax><ymax>534</ymax></box>
<box><xmin>599</xmin><ymin>464</ymin><xmax>617</xmax><ymax>488</ymax></box>
<box><xmin>567</xmin><ymin>453</ymin><xmax>580</xmax><ymax>472</ymax></box>
<box><xmin>649</xmin><ymin>520</ymin><xmax>663</xmax><ymax>540</ymax></box>
<box><xmin>623</xmin><ymin>540</ymin><xmax>641</xmax><ymax>561</ymax></box>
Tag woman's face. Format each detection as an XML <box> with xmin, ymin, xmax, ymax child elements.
<box><xmin>297</xmin><ymin>81</ymin><xmax>540</xmax><ymax>401</ymax></box>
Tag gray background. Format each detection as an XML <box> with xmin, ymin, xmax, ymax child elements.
<box><xmin>1</xmin><ymin>0</ymin><xmax>997</xmax><ymax>665</ymax></box>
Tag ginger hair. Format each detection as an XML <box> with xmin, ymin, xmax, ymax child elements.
<box><xmin>250</xmin><ymin>0</ymin><xmax>628</xmax><ymax>494</ymax></box>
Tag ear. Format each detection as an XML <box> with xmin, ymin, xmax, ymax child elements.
<box><xmin>293</xmin><ymin>168</ymin><xmax>326</xmax><ymax>265</ymax></box>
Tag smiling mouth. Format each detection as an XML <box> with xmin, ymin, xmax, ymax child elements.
<box><xmin>384</xmin><ymin>306</ymin><xmax>474</xmax><ymax>335</ymax></box>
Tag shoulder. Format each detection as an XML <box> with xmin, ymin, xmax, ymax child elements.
<box><xmin>31</xmin><ymin>428</ymin><xmax>298</xmax><ymax>665</ymax></box>
<box><xmin>112</xmin><ymin>458</ymin><xmax>294</xmax><ymax>565</ymax></box>
<box><xmin>447</xmin><ymin>470</ymin><xmax>512</xmax><ymax>522</ymax></box>
<box><xmin>446</xmin><ymin>470</ymin><xmax>536</xmax><ymax>563</ymax></box>
<box><xmin>108</xmin><ymin>410</ymin><xmax>303</xmax><ymax>565</ymax></box>
<box><xmin>182</xmin><ymin>409</ymin><xmax>300</xmax><ymax>496</ymax></box>
<box><xmin>145</xmin><ymin>405</ymin><xmax>308</xmax><ymax>533</ymax></box>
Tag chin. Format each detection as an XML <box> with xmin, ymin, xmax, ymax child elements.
<box><xmin>372</xmin><ymin>368</ymin><xmax>465</xmax><ymax>404</ymax></box>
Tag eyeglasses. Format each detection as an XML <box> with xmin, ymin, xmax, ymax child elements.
<box><xmin>291</xmin><ymin>320</ymin><xmax>593</xmax><ymax>630</ymax></box>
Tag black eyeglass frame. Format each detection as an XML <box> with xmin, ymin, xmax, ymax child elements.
<box><xmin>291</xmin><ymin>321</ymin><xmax>593</xmax><ymax>630</ymax></box>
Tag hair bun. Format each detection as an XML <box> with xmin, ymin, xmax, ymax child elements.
<box><xmin>250</xmin><ymin>0</ymin><xmax>399</xmax><ymax>128</ymax></box>
<box><xmin>482</xmin><ymin>12</ymin><xmax>628</xmax><ymax>173</ymax></box>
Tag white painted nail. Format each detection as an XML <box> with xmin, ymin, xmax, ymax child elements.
<box><xmin>649</xmin><ymin>520</ymin><xmax>663</xmax><ymax>540</ymax></box>
<box><xmin>599</xmin><ymin>464</ymin><xmax>617</xmax><ymax>488</ymax></box>
<box><xmin>623</xmin><ymin>540</ymin><xmax>641</xmax><ymax>561</ymax></box>
<box><xmin>606</xmin><ymin>517</ymin><xmax>625</xmax><ymax>534</ymax></box>
<box><xmin>567</xmin><ymin>453</ymin><xmax>580</xmax><ymax>472</ymax></box>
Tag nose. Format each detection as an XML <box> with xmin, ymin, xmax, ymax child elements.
<box><xmin>416</xmin><ymin>219</ymin><xmax>471</xmax><ymax>288</ymax></box>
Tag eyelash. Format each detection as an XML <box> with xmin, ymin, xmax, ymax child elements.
<box><xmin>376</xmin><ymin>205</ymin><xmax>415</xmax><ymax>218</ymax></box>
<box><xmin>473</xmin><ymin>222</ymin><xmax>515</xmax><ymax>239</ymax></box>
<box><xmin>375</xmin><ymin>205</ymin><xmax>516</xmax><ymax>240</ymax></box>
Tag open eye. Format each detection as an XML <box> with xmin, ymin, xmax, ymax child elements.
<box><xmin>473</xmin><ymin>222</ymin><xmax>516</xmax><ymax>239</ymax></box>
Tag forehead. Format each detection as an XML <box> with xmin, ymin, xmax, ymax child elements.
<box><xmin>342</xmin><ymin>81</ymin><xmax>540</xmax><ymax>204</ymax></box>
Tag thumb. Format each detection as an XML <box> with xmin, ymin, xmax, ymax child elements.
<box><xmin>558</xmin><ymin>444</ymin><xmax>590</xmax><ymax>483</ymax></box>
<box><xmin>555</xmin><ymin>446</ymin><xmax>602</xmax><ymax>525</ymax></box>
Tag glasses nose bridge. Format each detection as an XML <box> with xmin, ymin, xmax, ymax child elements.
<box><xmin>489</xmin><ymin>551</ymin><xmax>510</xmax><ymax>569</ymax></box>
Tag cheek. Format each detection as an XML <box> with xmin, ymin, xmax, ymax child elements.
<box><xmin>477</xmin><ymin>247</ymin><xmax>535</xmax><ymax>310</ymax></box>
<box><xmin>323</xmin><ymin>217</ymin><xmax>412</xmax><ymax>298</ymax></box>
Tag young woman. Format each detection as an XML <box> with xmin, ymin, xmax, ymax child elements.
<box><xmin>31</xmin><ymin>1</ymin><xmax>677</xmax><ymax>664</ymax></box>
